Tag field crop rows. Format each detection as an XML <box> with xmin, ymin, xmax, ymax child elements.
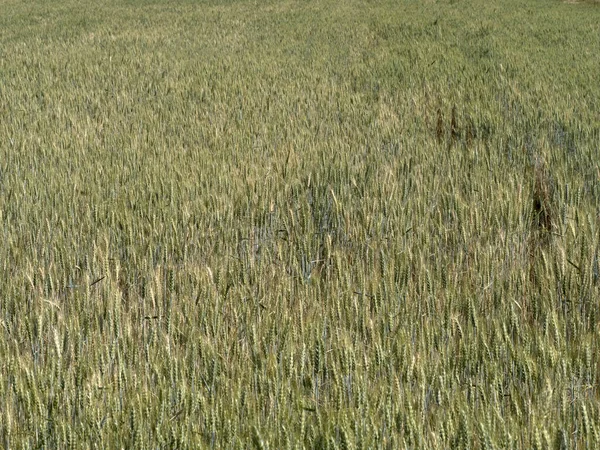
<box><xmin>1</xmin><ymin>0</ymin><xmax>600</xmax><ymax>447</ymax></box>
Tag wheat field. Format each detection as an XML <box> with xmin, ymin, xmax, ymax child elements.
<box><xmin>1</xmin><ymin>0</ymin><xmax>600</xmax><ymax>447</ymax></box>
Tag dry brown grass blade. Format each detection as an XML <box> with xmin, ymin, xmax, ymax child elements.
<box><xmin>436</xmin><ymin>107</ymin><xmax>444</xmax><ymax>144</ymax></box>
